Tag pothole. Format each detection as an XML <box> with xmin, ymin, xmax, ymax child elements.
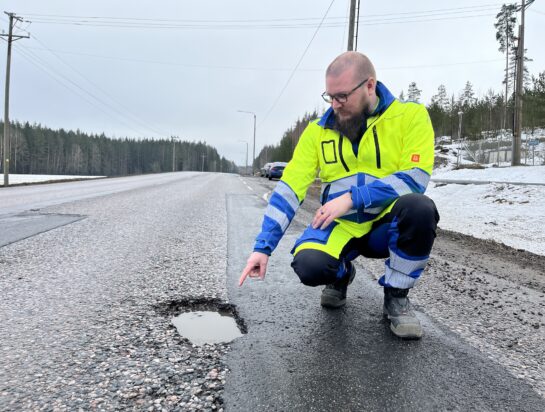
<box><xmin>156</xmin><ymin>298</ymin><xmax>246</xmax><ymax>346</ymax></box>
<box><xmin>172</xmin><ymin>310</ymin><xmax>243</xmax><ymax>346</ymax></box>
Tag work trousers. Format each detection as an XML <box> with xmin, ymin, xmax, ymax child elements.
<box><xmin>291</xmin><ymin>193</ymin><xmax>439</xmax><ymax>289</ymax></box>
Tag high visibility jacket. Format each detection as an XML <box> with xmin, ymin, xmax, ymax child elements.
<box><xmin>254</xmin><ymin>82</ymin><xmax>434</xmax><ymax>256</ymax></box>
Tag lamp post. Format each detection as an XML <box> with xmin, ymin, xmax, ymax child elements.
<box><xmin>238</xmin><ymin>140</ymin><xmax>248</xmax><ymax>175</ymax></box>
<box><xmin>457</xmin><ymin>111</ymin><xmax>463</xmax><ymax>167</ymax></box>
<box><xmin>237</xmin><ymin>110</ymin><xmax>256</xmax><ymax>176</ymax></box>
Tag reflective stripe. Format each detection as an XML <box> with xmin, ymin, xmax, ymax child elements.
<box><xmin>365</xmin><ymin>175</ymin><xmax>378</xmax><ymax>185</ymax></box>
<box><xmin>274</xmin><ymin>181</ymin><xmax>300</xmax><ymax>213</ymax></box>
<box><xmin>365</xmin><ymin>206</ymin><xmax>383</xmax><ymax>215</ymax></box>
<box><xmin>323</xmin><ymin>175</ymin><xmax>358</xmax><ymax>195</ymax></box>
<box><xmin>264</xmin><ymin>204</ymin><xmax>289</xmax><ymax>232</ymax></box>
<box><xmin>388</xmin><ymin>249</ymin><xmax>428</xmax><ymax>276</ymax></box>
<box><xmin>381</xmin><ymin>175</ymin><xmax>412</xmax><ymax>197</ymax></box>
<box><xmin>382</xmin><ymin>266</ymin><xmax>418</xmax><ymax>289</ymax></box>
<box><xmin>404</xmin><ymin>168</ymin><xmax>430</xmax><ymax>188</ymax></box>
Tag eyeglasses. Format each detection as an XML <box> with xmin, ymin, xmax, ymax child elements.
<box><xmin>321</xmin><ymin>78</ymin><xmax>369</xmax><ymax>104</ymax></box>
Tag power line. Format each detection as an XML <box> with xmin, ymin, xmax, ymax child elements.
<box><xmin>16</xmin><ymin>45</ymin><xmax>322</xmax><ymax>71</ymax></box>
<box><xmin>30</xmin><ymin>34</ymin><xmax>169</xmax><ymax>137</ymax></box>
<box><xmin>21</xmin><ymin>4</ymin><xmax>504</xmax><ymax>23</ymax></box>
<box><xmin>259</xmin><ymin>0</ymin><xmax>336</xmax><ymax>126</ymax></box>
<box><xmin>21</xmin><ymin>6</ymin><xmax>502</xmax><ymax>30</ymax></box>
<box><xmin>13</xmin><ymin>44</ymin><xmax>160</xmax><ymax>138</ymax></box>
<box><xmin>15</xmin><ymin>44</ymin><xmax>504</xmax><ymax>72</ymax></box>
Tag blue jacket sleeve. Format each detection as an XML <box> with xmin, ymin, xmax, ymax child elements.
<box><xmin>350</xmin><ymin>168</ymin><xmax>431</xmax><ymax>213</ymax></box>
<box><xmin>253</xmin><ymin>181</ymin><xmax>301</xmax><ymax>255</ymax></box>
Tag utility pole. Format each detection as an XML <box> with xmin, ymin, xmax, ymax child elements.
<box><xmin>171</xmin><ymin>136</ymin><xmax>177</xmax><ymax>172</ymax></box>
<box><xmin>457</xmin><ymin>111</ymin><xmax>463</xmax><ymax>167</ymax></box>
<box><xmin>512</xmin><ymin>0</ymin><xmax>530</xmax><ymax>166</ymax></box>
<box><xmin>1</xmin><ymin>12</ymin><xmax>29</xmax><ymax>186</ymax></box>
<box><xmin>347</xmin><ymin>0</ymin><xmax>357</xmax><ymax>51</ymax></box>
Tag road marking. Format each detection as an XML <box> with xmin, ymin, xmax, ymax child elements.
<box><xmin>246</xmin><ymin>185</ymin><xmax>253</xmax><ymax>191</ymax></box>
<box><xmin>262</xmin><ymin>191</ymin><xmax>271</xmax><ymax>202</ymax></box>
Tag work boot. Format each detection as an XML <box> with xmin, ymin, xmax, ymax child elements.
<box><xmin>383</xmin><ymin>287</ymin><xmax>423</xmax><ymax>339</ymax></box>
<box><xmin>320</xmin><ymin>261</ymin><xmax>356</xmax><ymax>308</ymax></box>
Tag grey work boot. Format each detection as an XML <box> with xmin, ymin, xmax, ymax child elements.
<box><xmin>383</xmin><ymin>287</ymin><xmax>423</xmax><ymax>339</ymax></box>
<box><xmin>320</xmin><ymin>261</ymin><xmax>356</xmax><ymax>309</ymax></box>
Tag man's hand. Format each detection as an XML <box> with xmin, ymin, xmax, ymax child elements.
<box><xmin>239</xmin><ymin>252</ymin><xmax>269</xmax><ymax>286</ymax></box>
<box><xmin>312</xmin><ymin>192</ymin><xmax>353</xmax><ymax>230</ymax></box>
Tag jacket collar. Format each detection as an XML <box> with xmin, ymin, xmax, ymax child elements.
<box><xmin>317</xmin><ymin>81</ymin><xmax>395</xmax><ymax>129</ymax></box>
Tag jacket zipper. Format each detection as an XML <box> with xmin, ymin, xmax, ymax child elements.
<box><xmin>338</xmin><ymin>134</ymin><xmax>350</xmax><ymax>172</ymax></box>
<box><xmin>372</xmin><ymin>126</ymin><xmax>381</xmax><ymax>169</ymax></box>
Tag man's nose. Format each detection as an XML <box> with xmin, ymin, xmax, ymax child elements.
<box><xmin>331</xmin><ymin>99</ymin><xmax>342</xmax><ymax>110</ymax></box>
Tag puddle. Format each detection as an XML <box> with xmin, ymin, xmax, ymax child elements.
<box><xmin>172</xmin><ymin>310</ymin><xmax>244</xmax><ymax>346</ymax></box>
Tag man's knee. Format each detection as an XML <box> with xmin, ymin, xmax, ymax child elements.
<box><xmin>391</xmin><ymin>193</ymin><xmax>440</xmax><ymax>256</ymax></box>
<box><xmin>393</xmin><ymin>193</ymin><xmax>439</xmax><ymax>228</ymax></box>
<box><xmin>291</xmin><ymin>249</ymin><xmax>339</xmax><ymax>286</ymax></box>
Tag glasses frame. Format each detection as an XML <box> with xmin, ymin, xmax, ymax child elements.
<box><xmin>321</xmin><ymin>78</ymin><xmax>369</xmax><ymax>104</ymax></box>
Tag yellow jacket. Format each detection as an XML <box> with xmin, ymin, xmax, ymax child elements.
<box><xmin>254</xmin><ymin>82</ymin><xmax>434</xmax><ymax>255</ymax></box>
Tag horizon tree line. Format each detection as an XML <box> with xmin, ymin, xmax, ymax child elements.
<box><xmin>0</xmin><ymin>121</ymin><xmax>238</xmax><ymax>176</ymax></box>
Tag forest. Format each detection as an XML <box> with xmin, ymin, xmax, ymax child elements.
<box><xmin>0</xmin><ymin>121</ymin><xmax>238</xmax><ymax>176</ymax></box>
<box><xmin>256</xmin><ymin>70</ymin><xmax>545</xmax><ymax>168</ymax></box>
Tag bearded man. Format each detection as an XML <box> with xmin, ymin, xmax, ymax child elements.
<box><xmin>239</xmin><ymin>51</ymin><xmax>439</xmax><ymax>339</ymax></box>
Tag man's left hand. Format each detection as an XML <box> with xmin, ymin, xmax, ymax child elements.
<box><xmin>312</xmin><ymin>192</ymin><xmax>353</xmax><ymax>230</ymax></box>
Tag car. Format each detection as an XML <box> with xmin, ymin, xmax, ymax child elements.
<box><xmin>268</xmin><ymin>162</ymin><xmax>287</xmax><ymax>180</ymax></box>
<box><xmin>261</xmin><ymin>162</ymin><xmax>273</xmax><ymax>177</ymax></box>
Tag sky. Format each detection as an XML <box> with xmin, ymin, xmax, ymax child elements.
<box><xmin>1</xmin><ymin>0</ymin><xmax>544</xmax><ymax>166</ymax></box>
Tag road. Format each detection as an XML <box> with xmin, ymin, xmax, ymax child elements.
<box><xmin>1</xmin><ymin>172</ymin><xmax>544</xmax><ymax>411</ymax></box>
<box><xmin>225</xmin><ymin>176</ymin><xmax>545</xmax><ymax>411</ymax></box>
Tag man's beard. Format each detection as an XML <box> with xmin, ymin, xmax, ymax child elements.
<box><xmin>334</xmin><ymin>110</ymin><xmax>365</xmax><ymax>142</ymax></box>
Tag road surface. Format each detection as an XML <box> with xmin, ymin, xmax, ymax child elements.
<box><xmin>1</xmin><ymin>172</ymin><xmax>543</xmax><ymax>411</ymax></box>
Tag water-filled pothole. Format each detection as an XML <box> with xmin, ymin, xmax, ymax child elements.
<box><xmin>155</xmin><ymin>298</ymin><xmax>246</xmax><ymax>346</ymax></box>
<box><xmin>172</xmin><ymin>310</ymin><xmax>243</xmax><ymax>346</ymax></box>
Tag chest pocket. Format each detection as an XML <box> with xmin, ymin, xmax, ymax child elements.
<box><xmin>321</xmin><ymin>140</ymin><xmax>337</xmax><ymax>164</ymax></box>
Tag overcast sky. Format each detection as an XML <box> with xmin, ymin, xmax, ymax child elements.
<box><xmin>1</xmin><ymin>0</ymin><xmax>544</xmax><ymax>166</ymax></box>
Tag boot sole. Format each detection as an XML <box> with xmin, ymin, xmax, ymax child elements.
<box><xmin>320</xmin><ymin>295</ymin><xmax>346</xmax><ymax>308</ymax></box>
<box><xmin>389</xmin><ymin>322</ymin><xmax>423</xmax><ymax>339</ymax></box>
<box><xmin>383</xmin><ymin>310</ymin><xmax>423</xmax><ymax>339</ymax></box>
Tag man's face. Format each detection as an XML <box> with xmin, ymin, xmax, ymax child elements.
<box><xmin>325</xmin><ymin>68</ymin><xmax>371</xmax><ymax>123</ymax></box>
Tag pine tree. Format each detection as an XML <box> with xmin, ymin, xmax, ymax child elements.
<box><xmin>407</xmin><ymin>82</ymin><xmax>422</xmax><ymax>103</ymax></box>
<box><xmin>495</xmin><ymin>3</ymin><xmax>517</xmax><ymax>129</ymax></box>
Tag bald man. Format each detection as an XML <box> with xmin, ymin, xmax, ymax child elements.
<box><xmin>240</xmin><ymin>52</ymin><xmax>439</xmax><ymax>339</ymax></box>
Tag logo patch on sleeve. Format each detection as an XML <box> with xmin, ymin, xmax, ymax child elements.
<box><xmin>411</xmin><ymin>154</ymin><xmax>420</xmax><ymax>162</ymax></box>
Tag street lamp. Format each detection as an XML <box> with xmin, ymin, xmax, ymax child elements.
<box><xmin>237</xmin><ymin>110</ymin><xmax>256</xmax><ymax>176</ymax></box>
<box><xmin>238</xmin><ymin>140</ymin><xmax>248</xmax><ymax>175</ymax></box>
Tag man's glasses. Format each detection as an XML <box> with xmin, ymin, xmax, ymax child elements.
<box><xmin>321</xmin><ymin>78</ymin><xmax>369</xmax><ymax>104</ymax></box>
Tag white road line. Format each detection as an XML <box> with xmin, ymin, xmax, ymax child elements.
<box><xmin>246</xmin><ymin>185</ymin><xmax>253</xmax><ymax>191</ymax></box>
<box><xmin>262</xmin><ymin>191</ymin><xmax>271</xmax><ymax>202</ymax></box>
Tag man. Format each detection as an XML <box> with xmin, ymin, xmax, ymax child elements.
<box><xmin>239</xmin><ymin>51</ymin><xmax>439</xmax><ymax>339</ymax></box>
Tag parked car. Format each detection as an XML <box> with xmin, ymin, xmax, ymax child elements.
<box><xmin>268</xmin><ymin>162</ymin><xmax>287</xmax><ymax>180</ymax></box>
<box><xmin>261</xmin><ymin>162</ymin><xmax>273</xmax><ymax>177</ymax></box>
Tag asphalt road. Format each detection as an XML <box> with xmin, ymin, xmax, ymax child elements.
<box><xmin>0</xmin><ymin>172</ymin><xmax>237</xmax><ymax>411</ymax></box>
<box><xmin>1</xmin><ymin>172</ymin><xmax>543</xmax><ymax>410</ymax></box>
<box><xmin>224</xmin><ymin>176</ymin><xmax>545</xmax><ymax>411</ymax></box>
